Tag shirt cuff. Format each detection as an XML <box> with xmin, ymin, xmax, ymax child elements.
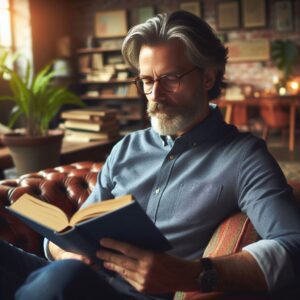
<box><xmin>243</xmin><ymin>239</ymin><xmax>295</xmax><ymax>291</ymax></box>
<box><xmin>43</xmin><ymin>238</ymin><xmax>54</xmax><ymax>261</ymax></box>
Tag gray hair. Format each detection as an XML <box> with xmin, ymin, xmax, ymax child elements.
<box><xmin>122</xmin><ymin>10</ymin><xmax>228</xmax><ymax>100</ymax></box>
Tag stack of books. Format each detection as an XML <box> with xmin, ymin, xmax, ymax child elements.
<box><xmin>61</xmin><ymin>108</ymin><xmax>120</xmax><ymax>142</ymax></box>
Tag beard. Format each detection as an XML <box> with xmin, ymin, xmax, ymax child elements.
<box><xmin>147</xmin><ymin>96</ymin><xmax>206</xmax><ymax>136</ymax></box>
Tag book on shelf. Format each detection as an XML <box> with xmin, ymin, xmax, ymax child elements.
<box><xmin>64</xmin><ymin>119</ymin><xmax>119</xmax><ymax>132</ymax></box>
<box><xmin>100</xmin><ymin>87</ymin><xmax>115</xmax><ymax>96</ymax></box>
<box><xmin>7</xmin><ymin>194</ymin><xmax>171</xmax><ymax>262</ymax></box>
<box><xmin>61</xmin><ymin>108</ymin><xmax>117</xmax><ymax>121</ymax></box>
<box><xmin>115</xmin><ymin>64</ymin><xmax>128</xmax><ymax>71</ymax></box>
<box><xmin>117</xmin><ymin>71</ymin><xmax>129</xmax><ymax>80</ymax></box>
<box><xmin>64</xmin><ymin>129</ymin><xmax>119</xmax><ymax>142</ymax></box>
<box><xmin>127</xmin><ymin>83</ymin><xmax>139</xmax><ymax>97</ymax></box>
<box><xmin>115</xmin><ymin>84</ymin><xmax>128</xmax><ymax>96</ymax></box>
<box><xmin>78</xmin><ymin>54</ymin><xmax>91</xmax><ymax>72</ymax></box>
<box><xmin>92</xmin><ymin>53</ymin><xmax>104</xmax><ymax>70</ymax></box>
<box><xmin>106</xmin><ymin>53</ymin><xmax>123</xmax><ymax>64</ymax></box>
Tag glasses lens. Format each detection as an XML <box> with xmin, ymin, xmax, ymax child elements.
<box><xmin>160</xmin><ymin>76</ymin><xmax>179</xmax><ymax>93</ymax></box>
<box><xmin>135</xmin><ymin>78</ymin><xmax>153</xmax><ymax>95</ymax></box>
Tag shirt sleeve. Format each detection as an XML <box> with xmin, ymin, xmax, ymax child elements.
<box><xmin>43</xmin><ymin>238</ymin><xmax>54</xmax><ymax>261</ymax></box>
<box><xmin>237</xmin><ymin>138</ymin><xmax>300</xmax><ymax>286</ymax></box>
<box><xmin>243</xmin><ymin>239</ymin><xmax>295</xmax><ymax>291</ymax></box>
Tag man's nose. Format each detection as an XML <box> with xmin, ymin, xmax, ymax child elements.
<box><xmin>150</xmin><ymin>81</ymin><xmax>165</xmax><ymax>102</ymax></box>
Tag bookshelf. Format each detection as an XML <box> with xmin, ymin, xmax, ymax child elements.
<box><xmin>76</xmin><ymin>39</ymin><xmax>146</xmax><ymax>133</ymax></box>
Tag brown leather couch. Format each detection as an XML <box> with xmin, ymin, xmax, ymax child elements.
<box><xmin>0</xmin><ymin>161</ymin><xmax>103</xmax><ymax>256</ymax></box>
<box><xmin>0</xmin><ymin>161</ymin><xmax>299</xmax><ymax>299</ymax></box>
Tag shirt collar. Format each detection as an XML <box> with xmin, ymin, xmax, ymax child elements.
<box><xmin>155</xmin><ymin>104</ymin><xmax>224</xmax><ymax>148</ymax></box>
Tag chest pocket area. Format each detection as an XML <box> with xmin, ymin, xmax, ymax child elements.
<box><xmin>170</xmin><ymin>181</ymin><xmax>223</xmax><ymax>225</ymax></box>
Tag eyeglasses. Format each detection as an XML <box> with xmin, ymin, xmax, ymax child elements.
<box><xmin>133</xmin><ymin>67</ymin><xmax>199</xmax><ymax>95</ymax></box>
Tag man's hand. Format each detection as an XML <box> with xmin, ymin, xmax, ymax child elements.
<box><xmin>96</xmin><ymin>238</ymin><xmax>201</xmax><ymax>294</ymax></box>
<box><xmin>49</xmin><ymin>242</ymin><xmax>92</xmax><ymax>265</ymax></box>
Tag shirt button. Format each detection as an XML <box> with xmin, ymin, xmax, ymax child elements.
<box><xmin>155</xmin><ymin>188</ymin><xmax>160</xmax><ymax>194</ymax></box>
<box><xmin>169</xmin><ymin>155</ymin><xmax>174</xmax><ymax>160</ymax></box>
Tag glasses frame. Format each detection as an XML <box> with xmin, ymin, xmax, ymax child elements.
<box><xmin>133</xmin><ymin>67</ymin><xmax>199</xmax><ymax>95</ymax></box>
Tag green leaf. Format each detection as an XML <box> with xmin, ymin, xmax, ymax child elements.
<box><xmin>0</xmin><ymin>51</ymin><xmax>85</xmax><ymax>136</ymax></box>
<box><xmin>271</xmin><ymin>39</ymin><xmax>299</xmax><ymax>80</ymax></box>
<box><xmin>7</xmin><ymin>106</ymin><xmax>23</xmax><ymax>128</ymax></box>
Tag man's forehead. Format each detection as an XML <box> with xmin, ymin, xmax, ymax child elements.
<box><xmin>138</xmin><ymin>41</ymin><xmax>191</xmax><ymax>74</ymax></box>
<box><xmin>140</xmin><ymin>40</ymin><xmax>185</xmax><ymax>56</ymax></box>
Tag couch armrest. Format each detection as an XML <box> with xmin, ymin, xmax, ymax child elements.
<box><xmin>174</xmin><ymin>213</ymin><xmax>261</xmax><ymax>300</ymax></box>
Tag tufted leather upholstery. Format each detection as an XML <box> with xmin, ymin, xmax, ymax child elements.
<box><xmin>0</xmin><ymin>161</ymin><xmax>103</xmax><ymax>256</ymax></box>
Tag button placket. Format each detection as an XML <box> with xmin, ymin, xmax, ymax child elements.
<box><xmin>147</xmin><ymin>153</ymin><xmax>177</xmax><ymax>221</ymax></box>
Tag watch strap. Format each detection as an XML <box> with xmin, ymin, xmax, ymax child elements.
<box><xmin>199</xmin><ymin>257</ymin><xmax>218</xmax><ymax>292</ymax></box>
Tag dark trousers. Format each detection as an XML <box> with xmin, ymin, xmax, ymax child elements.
<box><xmin>0</xmin><ymin>240</ymin><xmax>174</xmax><ymax>300</ymax></box>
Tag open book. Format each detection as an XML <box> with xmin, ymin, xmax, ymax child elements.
<box><xmin>7</xmin><ymin>194</ymin><xmax>172</xmax><ymax>261</ymax></box>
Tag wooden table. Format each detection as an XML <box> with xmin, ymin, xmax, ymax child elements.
<box><xmin>213</xmin><ymin>95</ymin><xmax>300</xmax><ymax>152</ymax></box>
<box><xmin>0</xmin><ymin>139</ymin><xmax>117</xmax><ymax>179</ymax></box>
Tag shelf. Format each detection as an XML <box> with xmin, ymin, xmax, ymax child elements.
<box><xmin>81</xmin><ymin>95</ymin><xmax>140</xmax><ymax>100</ymax></box>
<box><xmin>80</xmin><ymin>78</ymin><xmax>135</xmax><ymax>84</ymax></box>
<box><xmin>76</xmin><ymin>40</ymin><xmax>146</xmax><ymax>130</ymax></box>
<box><xmin>77</xmin><ymin>47</ymin><xmax>121</xmax><ymax>54</ymax></box>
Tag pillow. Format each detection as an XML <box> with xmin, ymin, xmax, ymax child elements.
<box><xmin>174</xmin><ymin>212</ymin><xmax>260</xmax><ymax>300</ymax></box>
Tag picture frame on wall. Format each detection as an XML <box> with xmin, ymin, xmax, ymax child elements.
<box><xmin>242</xmin><ymin>0</ymin><xmax>266</xmax><ymax>28</ymax></box>
<box><xmin>137</xmin><ymin>7</ymin><xmax>155</xmax><ymax>23</ymax></box>
<box><xmin>274</xmin><ymin>1</ymin><xmax>293</xmax><ymax>32</ymax></box>
<box><xmin>226</xmin><ymin>39</ymin><xmax>270</xmax><ymax>62</ymax></box>
<box><xmin>217</xmin><ymin>1</ymin><xmax>240</xmax><ymax>30</ymax></box>
<box><xmin>179</xmin><ymin>1</ymin><xmax>202</xmax><ymax>18</ymax></box>
<box><xmin>95</xmin><ymin>10</ymin><xmax>128</xmax><ymax>38</ymax></box>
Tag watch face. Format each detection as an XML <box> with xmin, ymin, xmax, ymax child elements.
<box><xmin>199</xmin><ymin>258</ymin><xmax>219</xmax><ymax>292</ymax></box>
<box><xmin>201</xmin><ymin>269</ymin><xmax>219</xmax><ymax>292</ymax></box>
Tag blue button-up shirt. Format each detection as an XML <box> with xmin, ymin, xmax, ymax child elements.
<box><xmin>66</xmin><ymin>105</ymin><xmax>300</xmax><ymax>291</ymax></box>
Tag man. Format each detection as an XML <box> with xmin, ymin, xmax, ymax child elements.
<box><xmin>1</xmin><ymin>10</ymin><xmax>300</xmax><ymax>300</ymax></box>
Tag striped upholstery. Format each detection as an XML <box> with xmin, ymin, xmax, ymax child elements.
<box><xmin>174</xmin><ymin>213</ymin><xmax>260</xmax><ymax>300</ymax></box>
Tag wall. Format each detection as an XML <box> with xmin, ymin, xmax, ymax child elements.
<box><xmin>2</xmin><ymin>0</ymin><xmax>300</xmax><ymax>126</ymax></box>
<box><xmin>67</xmin><ymin>0</ymin><xmax>300</xmax><ymax>93</ymax></box>
<box><xmin>29</xmin><ymin>0</ymin><xmax>71</xmax><ymax>73</ymax></box>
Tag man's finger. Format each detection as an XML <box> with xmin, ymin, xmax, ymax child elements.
<box><xmin>100</xmin><ymin>238</ymin><xmax>147</xmax><ymax>259</ymax></box>
<box><xmin>97</xmin><ymin>249</ymin><xmax>139</xmax><ymax>271</ymax></box>
<box><xmin>103</xmin><ymin>261</ymin><xmax>144</xmax><ymax>285</ymax></box>
<box><xmin>60</xmin><ymin>252</ymin><xmax>92</xmax><ymax>265</ymax></box>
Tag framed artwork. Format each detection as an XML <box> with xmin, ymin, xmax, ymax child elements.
<box><xmin>179</xmin><ymin>1</ymin><xmax>202</xmax><ymax>18</ymax></box>
<box><xmin>242</xmin><ymin>0</ymin><xmax>266</xmax><ymax>28</ymax></box>
<box><xmin>217</xmin><ymin>1</ymin><xmax>240</xmax><ymax>30</ymax></box>
<box><xmin>95</xmin><ymin>10</ymin><xmax>128</xmax><ymax>38</ymax></box>
<box><xmin>274</xmin><ymin>1</ymin><xmax>293</xmax><ymax>32</ymax></box>
<box><xmin>137</xmin><ymin>7</ymin><xmax>155</xmax><ymax>23</ymax></box>
<box><xmin>227</xmin><ymin>39</ymin><xmax>270</xmax><ymax>62</ymax></box>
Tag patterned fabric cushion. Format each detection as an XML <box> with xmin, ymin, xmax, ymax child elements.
<box><xmin>174</xmin><ymin>212</ymin><xmax>260</xmax><ymax>300</ymax></box>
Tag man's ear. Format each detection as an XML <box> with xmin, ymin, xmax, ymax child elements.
<box><xmin>203</xmin><ymin>69</ymin><xmax>217</xmax><ymax>91</ymax></box>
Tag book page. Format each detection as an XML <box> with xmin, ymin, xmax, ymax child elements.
<box><xmin>9</xmin><ymin>194</ymin><xmax>69</xmax><ymax>232</ymax></box>
<box><xmin>70</xmin><ymin>195</ymin><xmax>133</xmax><ymax>226</ymax></box>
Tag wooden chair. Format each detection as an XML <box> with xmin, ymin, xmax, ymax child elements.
<box><xmin>259</xmin><ymin>98</ymin><xmax>289</xmax><ymax>141</ymax></box>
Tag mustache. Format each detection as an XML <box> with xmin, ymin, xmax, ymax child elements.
<box><xmin>147</xmin><ymin>102</ymin><xmax>175</xmax><ymax>115</ymax></box>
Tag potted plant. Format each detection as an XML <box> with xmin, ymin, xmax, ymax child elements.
<box><xmin>0</xmin><ymin>51</ymin><xmax>84</xmax><ymax>175</ymax></box>
<box><xmin>271</xmin><ymin>39</ymin><xmax>299</xmax><ymax>88</ymax></box>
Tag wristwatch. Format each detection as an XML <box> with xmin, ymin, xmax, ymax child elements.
<box><xmin>197</xmin><ymin>257</ymin><xmax>219</xmax><ymax>292</ymax></box>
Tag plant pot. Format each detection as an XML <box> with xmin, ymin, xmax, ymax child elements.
<box><xmin>2</xmin><ymin>130</ymin><xmax>64</xmax><ymax>175</ymax></box>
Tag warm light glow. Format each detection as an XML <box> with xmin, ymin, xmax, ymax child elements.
<box><xmin>0</xmin><ymin>10</ymin><xmax>11</xmax><ymax>47</ymax></box>
<box><xmin>0</xmin><ymin>0</ymin><xmax>9</xmax><ymax>9</ymax></box>
<box><xmin>279</xmin><ymin>87</ymin><xmax>286</xmax><ymax>96</ymax></box>
<box><xmin>272</xmin><ymin>75</ymin><xmax>279</xmax><ymax>84</ymax></box>
<box><xmin>290</xmin><ymin>81</ymin><xmax>299</xmax><ymax>91</ymax></box>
